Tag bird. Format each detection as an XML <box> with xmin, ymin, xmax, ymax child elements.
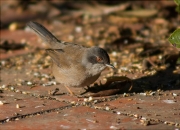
<box><xmin>27</xmin><ymin>21</ymin><xmax>114</xmax><ymax>95</ymax></box>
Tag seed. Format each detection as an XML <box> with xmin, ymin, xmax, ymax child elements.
<box><xmin>2</xmin><ymin>84</ymin><xmax>6</xmax><ymax>88</ymax></box>
<box><xmin>173</xmin><ymin>93</ymin><xmax>178</xmax><ymax>96</ymax></box>
<box><xmin>134</xmin><ymin>114</ymin><xmax>139</xmax><ymax>118</ymax></box>
<box><xmin>27</xmin><ymin>81</ymin><xmax>32</xmax><ymax>86</ymax></box>
<box><xmin>117</xmin><ymin>112</ymin><xmax>121</xmax><ymax>115</ymax></box>
<box><xmin>84</xmin><ymin>98</ymin><xmax>88</xmax><ymax>102</ymax></box>
<box><xmin>15</xmin><ymin>118</ymin><xmax>19</xmax><ymax>121</ymax></box>
<box><xmin>6</xmin><ymin>118</ymin><xmax>10</xmax><ymax>122</ymax></box>
<box><xmin>16</xmin><ymin>104</ymin><xmax>20</xmax><ymax>108</ymax></box>
<box><xmin>10</xmin><ymin>86</ymin><xmax>15</xmax><ymax>91</ymax></box>
<box><xmin>88</xmin><ymin>96</ymin><xmax>93</xmax><ymax>101</ymax></box>
<box><xmin>71</xmin><ymin>101</ymin><xmax>75</xmax><ymax>104</ymax></box>
<box><xmin>0</xmin><ymin>101</ymin><xmax>4</xmax><ymax>105</ymax></box>
<box><xmin>22</xmin><ymin>91</ymin><xmax>27</xmax><ymax>94</ymax></box>
<box><xmin>105</xmin><ymin>106</ymin><xmax>110</xmax><ymax>111</ymax></box>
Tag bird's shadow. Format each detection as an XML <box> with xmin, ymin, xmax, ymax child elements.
<box><xmin>81</xmin><ymin>65</ymin><xmax>180</xmax><ymax>97</ymax></box>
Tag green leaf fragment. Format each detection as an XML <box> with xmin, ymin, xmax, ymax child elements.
<box><xmin>168</xmin><ymin>29</ymin><xmax>180</xmax><ymax>48</ymax></box>
<box><xmin>174</xmin><ymin>0</ymin><xmax>180</xmax><ymax>5</ymax></box>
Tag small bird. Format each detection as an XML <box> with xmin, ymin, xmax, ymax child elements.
<box><xmin>27</xmin><ymin>21</ymin><xmax>114</xmax><ymax>95</ymax></box>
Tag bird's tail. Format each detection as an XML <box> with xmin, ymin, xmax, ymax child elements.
<box><xmin>27</xmin><ymin>21</ymin><xmax>60</xmax><ymax>48</ymax></box>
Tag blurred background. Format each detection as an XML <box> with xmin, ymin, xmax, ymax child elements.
<box><xmin>1</xmin><ymin>0</ymin><xmax>178</xmax><ymax>48</ymax></box>
<box><xmin>0</xmin><ymin>0</ymin><xmax>179</xmax><ymax>73</ymax></box>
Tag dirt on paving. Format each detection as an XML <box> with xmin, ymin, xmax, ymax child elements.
<box><xmin>0</xmin><ymin>0</ymin><xmax>180</xmax><ymax>129</ymax></box>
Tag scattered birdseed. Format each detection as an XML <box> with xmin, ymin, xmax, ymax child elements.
<box><xmin>16</xmin><ymin>104</ymin><xmax>20</xmax><ymax>108</ymax></box>
<box><xmin>15</xmin><ymin>118</ymin><xmax>19</xmax><ymax>121</ymax></box>
<box><xmin>88</xmin><ymin>96</ymin><xmax>93</xmax><ymax>101</ymax></box>
<box><xmin>117</xmin><ymin>112</ymin><xmax>121</xmax><ymax>115</ymax></box>
<box><xmin>110</xmin><ymin>126</ymin><xmax>118</xmax><ymax>129</ymax></box>
<box><xmin>71</xmin><ymin>101</ymin><xmax>75</xmax><ymax>104</ymax></box>
<box><xmin>0</xmin><ymin>101</ymin><xmax>4</xmax><ymax>105</ymax></box>
<box><xmin>163</xmin><ymin>100</ymin><xmax>176</xmax><ymax>104</ymax></box>
<box><xmin>10</xmin><ymin>86</ymin><xmax>15</xmax><ymax>91</ymax></box>
<box><xmin>6</xmin><ymin>118</ymin><xmax>10</xmax><ymax>122</ymax></box>
<box><xmin>22</xmin><ymin>91</ymin><xmax>27</xmax><ymax>94</ymax></box>
<box><xmin>150</xmin><ymin>92</ymin><xmax>156</xmax><ymax>95</ymax></box>
<box><xmin>140</xmin><ymin>119</ymin><xmax>150</xmax><ymax>126</ymax></box>
<box><xmin>1</xmin><ymin>84</ymin><xmax>6</xmax><ymax>89</ymax></box>
<box><xmin>172</xmin><ymin>93</ymin><xmax>178</xmax><ymax>96</ymax></box>
<box><xmin>86</xmin><ymin>119</ymin><xmax>98</xmax><ymax>123</ymax></box>
<box><xmin>84</xmin><ymin>98</ymin><xmax>88</xmax><ymax>102</ymax></box>
<box><xmin>134</xmin><ymin>114</ymin><xmax>139</xmax><ymax>118</ymax></box>
<box><xmin>140</xmin><ymin>93</ymin><xmax>147</xmax><ymax>96</ymax></box>
<box><xmin>111</xmin><ymin>51</ymin><xmax>117</xmax><ymax>57</ymax></box>
<box><xmin>105</xmin><ymin>106</ymin><xmax>110</xmax><ymax>111</ymax></box>
<box><xmin>27</xmin><ymin>81</ymin><xmax>33</xmax><ymax>86</ymax></box>
<box><xmin>43</xmin><ymin>81</ymin><xmax>57</xmax><ymax>86</ymax></box>
<box><xmin>75</xmin><ymin>26</ymin><xmax>82</xmax><ymax>33</ymax></box>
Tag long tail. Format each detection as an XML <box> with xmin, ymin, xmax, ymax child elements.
<box><xmin>27</xmin><ymin>21</ymin><xmax>60</xmax><ymax>48</ymax></box>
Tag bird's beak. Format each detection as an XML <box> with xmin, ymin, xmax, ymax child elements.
<box><xmin>106</xmin><ymin>64</ymin><xmax>115</xmax><ymax>69</ymax></box>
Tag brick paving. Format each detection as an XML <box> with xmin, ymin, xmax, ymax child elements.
<box><xmin>1</xmin><ymin>30</ymin><xmax>180</xmax><ymax>129</ymax></box>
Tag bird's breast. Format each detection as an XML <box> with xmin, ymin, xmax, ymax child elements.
<box><xmin>52</xmin><ymin>63</ymin><xmax>100</xmax><ymax>87</ymax></box>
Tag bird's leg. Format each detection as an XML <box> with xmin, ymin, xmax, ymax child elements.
<box><xmin>64</xmin><ymin>86</ymin><xmax>74</xmax><ymax>96</ymax></box>
<box><xmin>48</xmin><ymin>88</ymin><xmax>59</xmax><ymax>95</ymax></box>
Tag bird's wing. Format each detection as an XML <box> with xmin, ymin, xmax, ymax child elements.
<box><xmin>46</xmin><ymin>46</ymin><xmax>85</xmax><ymax>69</ymax></box>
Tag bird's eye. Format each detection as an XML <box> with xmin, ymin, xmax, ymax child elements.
<box><xmin>96</xmin><ymin>57</ymin><xmax>102</xmax><ymax>62</ymax></box>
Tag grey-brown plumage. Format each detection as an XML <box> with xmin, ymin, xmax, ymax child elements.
<box><xmin>27</xmin><ymin>21</ymin><xmax>114</xmax><ymax>95</ymax></box>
